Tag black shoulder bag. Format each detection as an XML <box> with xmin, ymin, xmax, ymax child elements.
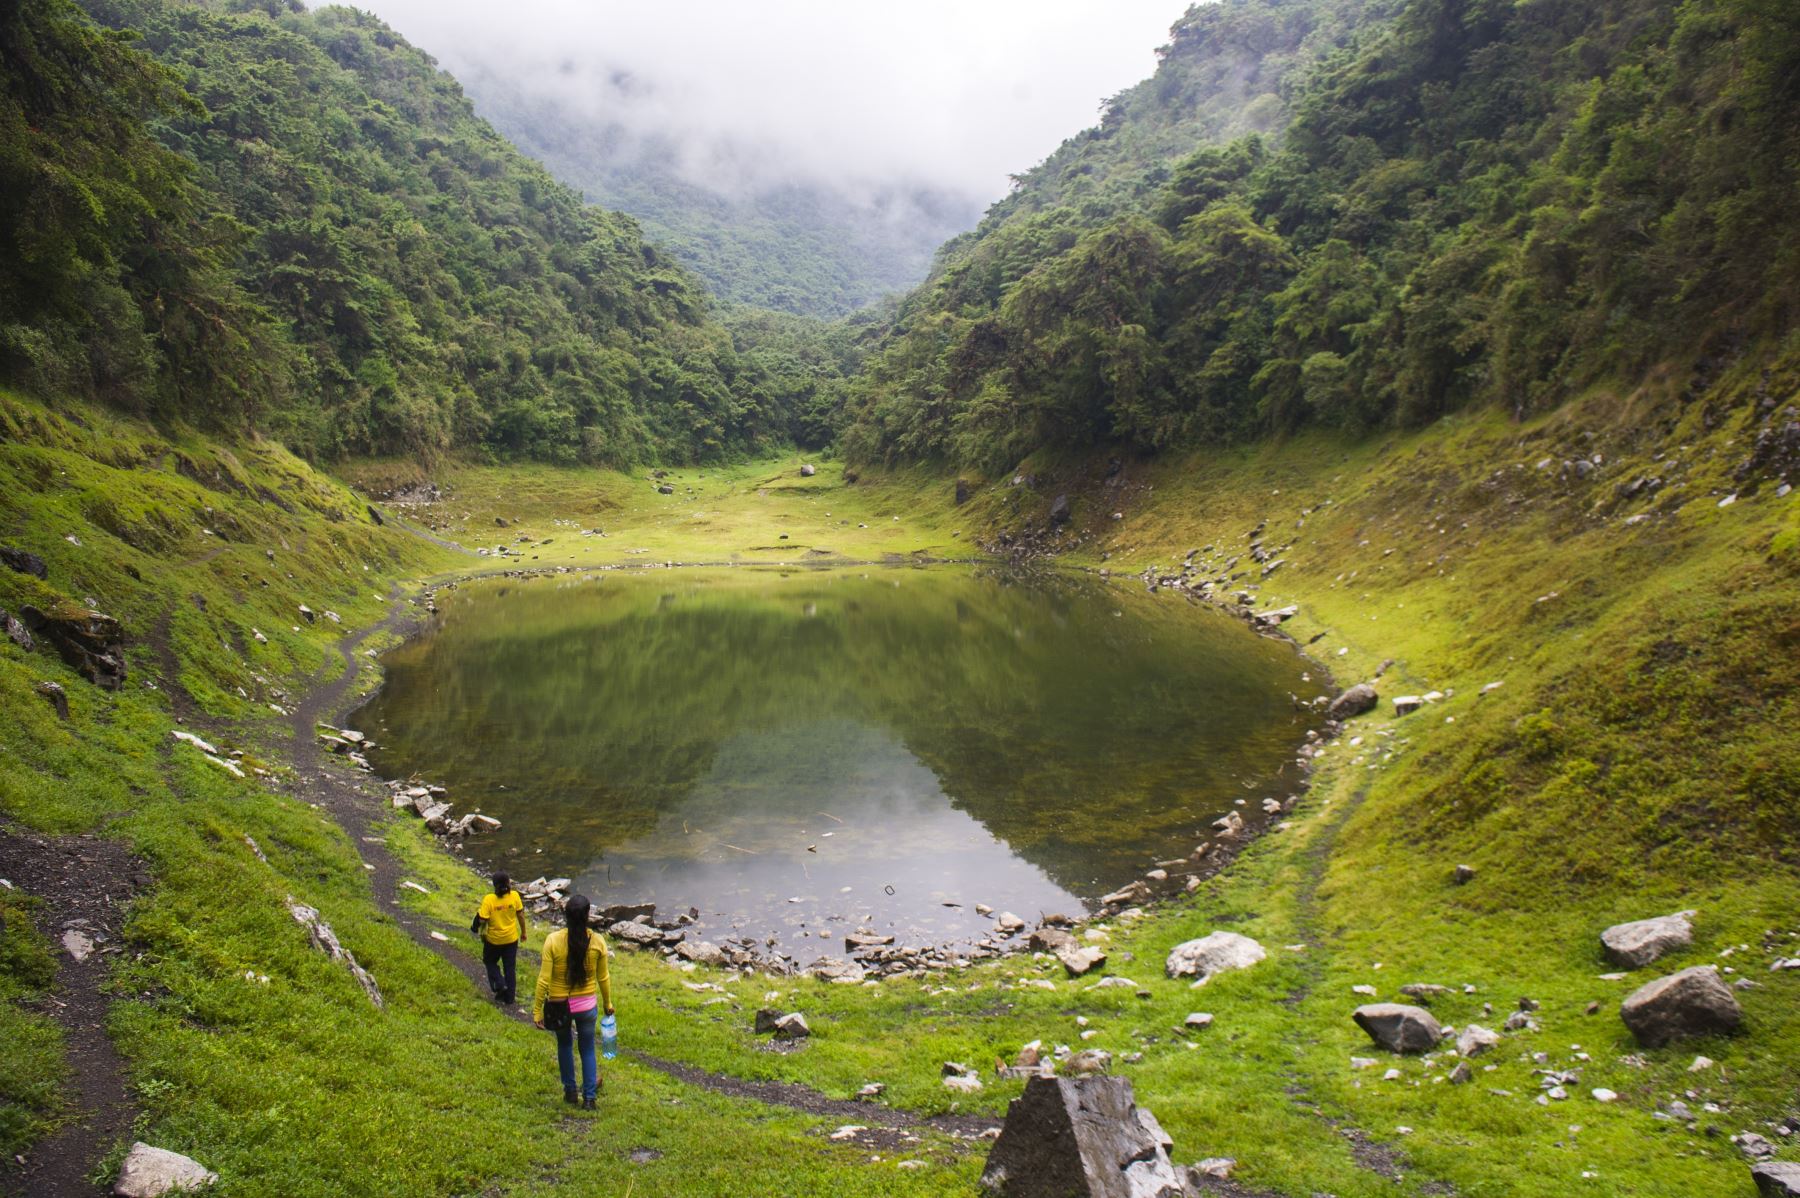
<box><xmin>541</xmin><ymin>999</ymin><xmax>571</xmax><ymax>1031</ymax></box>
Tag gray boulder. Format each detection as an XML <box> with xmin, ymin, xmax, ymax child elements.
<box><xmin>979</xmin><ymin>1075</ymin><xmax>1184</xmax><ymax>1198</ymax></box>
<box><xmin>1164</xmin><ymin>932</ymin><xmax>1265</xmax><ymax>984</ymax></box>
<box><xmin>754</xmin><ymin>1009</ymin><xmax>811</xmax><ymax>1040</ymax></box>
<box><xmin>1753</xmin><ymin>1162</ymin><xmax>1800</xmax><ymax>1196</ymax></box>
<box><xmin>800</xmin><ymin>463</ymin><xmax>816</xmax><ymax>477</ymax></box>
<box><xmin>1328</xmin><ymin>684</ymin><xmax>1378</xmax><ymax>720</ymax></box>
<box><xmin>608</xmin><ymin>920</ymin><xmax>664</xmax><ymax>947</ymax></box>
<box><xmin>1353</xmin><ymin>1003</ymin><xmax>1443</xmax><ymax>1054</ymax></box>
<box><xmin>676</xmin><ymin>940</ymin><xmax>725</xmax><ymax>966</ymax></box>
<box><xmin>113</xmin><ymin>1142</ymin><xmax>216</xmax><ymax>1196</ymax></box>
<box><xmin>1601</xmin><ymin>910</ymin><xmax>1696</xmax><ymax>969</ymax></box>
<box><xmin>1050</xmin><ymin>494</ymin><xmax>1072</xmax><ymax>526</ymax></box>
<box><xmin>1620</xmin><ymin>966</ymin><xmax>1742</xmax><ymax>1047</ymax></box>
<box><xmin>1456</xmin><ymin>1024</ymin><xmax>1500</xmax><ymax>1058</ymax></box>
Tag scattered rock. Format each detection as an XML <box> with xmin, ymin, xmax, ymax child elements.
<box><xmin>1752</xmin><ymin>1162</ymin><xmax>1800</xmax><ymax>1196</ymax></box>
<box><xmin>298</xmin><ymin>604</ymin><xmax>315</xmax><ymax>623</ymax></box>
<box><xmin>1591</xmin><ymin>1088</ymin><xmax>1618</xmax><ymax>1103</ymax></box>
<box><xmin>1</xmin><ymin>607</ymin><xmax>32</xmax><ymax>651</ymax></box>
<box><xmin>1049</xmin><ymin>494</ymin><xmax>1072</xmax><ymax>526</ymax></box>
<box><xmin>754</xmin><ymin>1009</ymin><xmax>812</xmax><ymax>1040</ymax></box>
<box><xmin>1164</xmin><ymin>931</ymin><xmax>1265</xmax><ymax>984</ymax></box>
<box><xmin>285</xmin><ymin>898</ymin><xmax>382</xmax><ymax>1008</ymax></box>
<box><xmin>1620</xmin><ymin>966</ymin><xmax>1742</xmax><ymax>1047</ymax></box>
<box><xmin>1327</xmin><ymin>683</ymin><xmax>1379</xmax><ymax>720</ymax></box>
<box><xmin>1031</xmin><ymin>927</ymin><xmax>1079</xmax><ymax>954</ymax></box>
<box><xmin>800</xmin><ymin>464</ymin><xmax>816</xmax><ymax>477</ymax></box>
<box><xmin>1100</xmin><ymin>880</ymin><xmax>1151</xmax><ymax>907</ymax></box>
<box><xmin>20</xmin><ymin>602</ymin><xmax>126</xmax><ymax>688</ymax></box>
<box><xmin>1448</xmin><ymin>1061</ymin><xmax>1472</xmax><ymax>1084</ymax></box>
<box><xmin>978</xmin><ymin>1075</ymin><xmax>1183</xmax><ymax>1198</ymax></box>
<box><xmin>1057</xmin><ymin>945</ymin><xmax>1107</xmax><ymax>977</ymax></box>
<box><xmin>0</xmin><ymin>546</ymin><xmax>48</xmax><ymax>578</ymax></box>
<box><xmin>1353</xmin><ymin>1004</ymin><xmax>1443</xmax><ymax>1054</ymax></box>
<box><xmin>609</xmin><ymin>920</ymin><xmax>665</xmax><ymax>947</ymax></box>
<box><xmin>1183</xmin><ymin>1012</ymin><xmax>1213</xmax><ymax>1031</ymax></box>
<box><xmin>1457</xmin><ymin>1024</ymin><xmax>1500</xmax><ymax>1058</ymax></box>
<box><xmin>1393</xmin><ymin>694</ymin><xmax>1424</xmax><ymax>716</ymax></box>
<box><xmin>112</xmin><ymin>1143</ymin><xmax>216</xmax><ymax>1197</ymax></box>
<box><xmin>955</xmin><ymin>479</ymin><xmax>972</xmax><ymax>505</ymax></box>
<box><xmin>1601</xmin><ymin>910</ymin><xmax>1696</xmax><ymax>969</ymax></box>
<box><xmin>657</xmin><ymin>484</ymin><xmax>675</xmax><ymax>495</ymax></box>
<box><xmin>994</xmin><ymin>912</ymin><xmax>1026</xmax><ymax>935</ymax></box>
<box><xmin>1061</xmin><ymin>1050</ymin><xmax>1113</xmax><ymax>1077</ymax></box>
<box><xmin>677</xmin><ymin>940</ymin><xmax>726</xmax><ymax>967</ymax></box>
<box><xmin>1453</xmin><ymin>864</ymin><xmax>1476</xmax><ymax>885</ymax></box>
<box><xmin>1189</xmin><ymin>1158</ymin><xmax>1236</xmax><ymax>1182</ymax></box>
<box><xmin>1736</xmin><ymin>1133</ymin><xmax>1778</xmax><ymax>1161</ymax></box>
<box><xmin>34</xmin><ymin>680</ymin><xmax>69</xmax><ymax>719</ymax></box>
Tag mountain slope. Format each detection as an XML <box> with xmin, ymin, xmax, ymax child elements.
<box><xmin>5</xmin><ymin>0</ymin><xmax>816</xmax><ymax>464</ymax></box>
<box><xmin>841</xmin><ymin>0</ymin><xmax>1800</xmax><ymax>473</ymax></box>
<box><xmin>455</xmin><ymin>66</ymin><xmax>984</xmax><ymax>318</ymax></box>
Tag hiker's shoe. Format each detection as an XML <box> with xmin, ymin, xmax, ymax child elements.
<box><xmin>563</xmin><ymin>1088</ymin><xmax>578</xmax><ymax>1105</ymax></box>
<box><xmin>582</xmin><ymin>1097</ymin><xmax>596</xmax><ymax>1110</ymax></box>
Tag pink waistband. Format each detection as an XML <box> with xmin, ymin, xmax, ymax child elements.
<box><xmin>568</xmin><ymin>994</ymin><xmax>598</xmax><ymax>1014</ymax></box>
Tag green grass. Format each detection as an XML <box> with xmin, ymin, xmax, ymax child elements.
<box><xmin>0</xmin><ymin>888</ymin><xmax>68</xmax><ymax>1157</ymax></box>
<box><xmin>2</xmin><ymin>373</ymin><xmax>1797</xmax><ymax>1195</ymax></box>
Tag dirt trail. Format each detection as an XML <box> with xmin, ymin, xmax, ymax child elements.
<box><xmin>0</xmin><ymin>828</ymin><xmax>145</xmax><ymax>1198</ymax></box>
<box><xmin>1277</xmin><ymin>782</ymin><xmax>1460</xmax><ymax>1197</ymax></box>
<box><xmin>287</xmin><ymin>595</ymin><xmax>998</xmax><ymax>1145</ymax></box>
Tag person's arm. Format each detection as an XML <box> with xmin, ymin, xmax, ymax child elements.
<box><xmin>514</xmin><ymin>894</ymin><xmax>527</xmax><ymax>945</ymax></box>
<box><xmin>597</xmin><ymin>939</ymin><xmax>613</xmax><ymax>1016</ymax></box>
<box><xmin>532</xmin><ymin>936</ymin><xmax>555</xmax><ymax>1027</ymax></box>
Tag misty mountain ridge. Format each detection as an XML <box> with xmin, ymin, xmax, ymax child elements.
<box><xmin>449</xmin><ymin>61</ymin><xmax>986</xmax><ymax>316</ymax></box>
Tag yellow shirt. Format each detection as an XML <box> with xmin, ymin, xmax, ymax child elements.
<box><xmin>533</xmin><ymin>928</ymin><xmax>612</xmax><ymax>1022</ymax></box>
<box><xmin>478</xmin><ymin>890</ymin><xmax>524</xmax><ymax>945</ymax></box>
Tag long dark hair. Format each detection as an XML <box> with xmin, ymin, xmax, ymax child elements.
<box><xmin>564</xmin><ymin>894</ymin><xmax>591</xmax><ymax>989</ymax></box>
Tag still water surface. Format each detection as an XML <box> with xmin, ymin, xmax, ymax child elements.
<box><xmin>354</xmin><ymin>566</ymin><xmax>1325</xmax><ymax>958</ymax></box>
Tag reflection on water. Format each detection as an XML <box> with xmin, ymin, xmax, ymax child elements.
<box><xmin>354</xmin><ymin>565</ymin><xmax>1326</xmax><ymax>957</ymax></box>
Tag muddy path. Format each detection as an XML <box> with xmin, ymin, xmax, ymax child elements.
<box><xmin>0</xmin><ymin>827</ymin><xmax>146</xmax><ymax>1198</ymax></box>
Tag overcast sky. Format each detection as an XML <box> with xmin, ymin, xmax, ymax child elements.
<box><xmin>352</xmin><ymin>0</ymin><xmax>1193</xmax><ymax>204</ymax></box>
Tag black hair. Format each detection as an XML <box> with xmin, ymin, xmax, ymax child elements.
<box><xmin>564</xmin><ymin>894</ymin><xmax>591</xmax><ymax>989</ymax></box>
<box><xmin>492</xmin><ymin>871</ymin><xmax>511</xmax><ymax>896</ymax></box>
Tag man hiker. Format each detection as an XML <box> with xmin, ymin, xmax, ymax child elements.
<box><xmin>473</xmin><ymin>871</ymin><xmax>526</xmax><ymax>1003</ymax></box>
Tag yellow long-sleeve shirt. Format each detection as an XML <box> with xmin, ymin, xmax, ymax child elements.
<box><xmin>533</xmin><ymin>927</ymin><xmax>612</xmax><ymax>1023</ymax></box>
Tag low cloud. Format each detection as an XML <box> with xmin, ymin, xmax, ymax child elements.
<box><xmin>351</xmin><ymin>0</ymin><xmax>1190</xmax><ymax>206</ymax></box>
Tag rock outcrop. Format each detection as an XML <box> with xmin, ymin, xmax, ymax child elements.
<box><xmin>1601</xmin><ymin>910</ymin><xmax>1696</xmax><ymax>969</ymax></box>
<box><xmin>979</xmin><ymin>1075</ymin><xmax>1184</xmax><ymax>1198</ymax></box>
<box><xmin>20</xmin><ymin>602</ymin><xmax>125</xmax><ymax>689</ymax></box>
<box><xmin>1619</xmin><ymin>965</ymin><xmax>1742</xmax><ymax>1047</ymax></box>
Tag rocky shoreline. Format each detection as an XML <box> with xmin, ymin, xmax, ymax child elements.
<box><xmin>340</xmin><ymin>553</ymin><xmax>1394</xmax><ymax>990</ymax></box>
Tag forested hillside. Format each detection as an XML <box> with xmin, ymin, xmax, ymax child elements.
<box><xmin>842</xmin><ymin>0</ymin><xmax>1800</xmax><ymax>471</ymax></box>
<box><xmin>455</xmin><ymin>66</ymin><xmax>983</xmax><ymax>318</ymax></box>
<box><xmin>2</xmin><ymin>0</ymin><xmax>818</xmax><ymax>465</ymax></box>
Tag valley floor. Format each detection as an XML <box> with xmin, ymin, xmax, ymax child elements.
<box><xmin>1</xmin><ymin>366</ymin><xmax>1797</xmax><ymax>1197</ymax></box>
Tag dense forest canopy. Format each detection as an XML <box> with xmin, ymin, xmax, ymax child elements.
<box><xmin>3</xmin><ymin>0</ymin><xmax>1797</xmax><ymax>473</ymax></box>
<box><xmin>2</xmin><ymin>0</ymin><xmax>840</xmax><ymax>464</ymax></box>
<box><xmin>838</xmin><ymin>0</ymin><xmax>1800</xmax><ymax>470</ymax></box>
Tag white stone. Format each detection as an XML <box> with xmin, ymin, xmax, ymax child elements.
<box><xmin>1165</xmin><ymin>931</ymin><xmax>1265</xmax><ymax>984</ymax></box>
<box><xmin>113</xmin><ymin>1143</ymin><xmax>216</xmax><ymax>1196</ymax></box>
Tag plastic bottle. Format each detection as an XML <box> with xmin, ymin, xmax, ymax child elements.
<box><xmin>600</xmin><ymin>1012</ymin><xmax>617</xmax><ymax>1060</ymax></box>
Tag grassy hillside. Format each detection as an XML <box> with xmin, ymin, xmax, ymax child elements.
<box><xmin>4</xmin><ymin>343</ymin><xmax>1796</xmax><ymax>1195</ymax></box>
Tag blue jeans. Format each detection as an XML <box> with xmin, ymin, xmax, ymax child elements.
<box><xmin>556</xmin><ymin>1008</ymin><xmax>599</xmax><ymax>1101</ymax></box>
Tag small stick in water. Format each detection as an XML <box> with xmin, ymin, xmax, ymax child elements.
<box><xmin>816</xmin><ymin>811</ymin><xmax>844</xmax><ymax>824</ymax></box>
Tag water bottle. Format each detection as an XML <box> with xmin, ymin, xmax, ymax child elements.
<box><xmin>600</xmin><ymin>1012</ymin><xmax>618</xmax><ymax>1060</ymax></box>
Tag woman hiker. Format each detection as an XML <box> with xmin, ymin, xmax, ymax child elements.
<box><xmin>472</xmin><ymin>871</ymin><xmax>526</xmax><ymax>1004</ymax></box>
<box><xmin>533</xmin><ymin>893</ymin><xmax>613</xmax><ymax>1108</ymax></box>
